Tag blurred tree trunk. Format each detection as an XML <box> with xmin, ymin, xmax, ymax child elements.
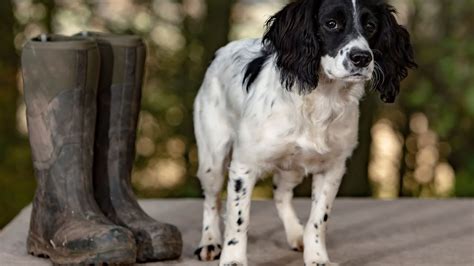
<box><xmin>176</xmin><ymin>0</ymin><xmax>235</xmax><ymax>128</ymax></box>
<box><xmin>199</xmin><ymin>0</ymin><xmax>235</xmax><ymax>70</ymax></box>
<box><xmin>0</xmin><ymin>0</ymin><xmax>20</xmax><ymax>162</ymax></box>
<box><xmin>35</xmin><ymin>0</ymin><xmax>55</xmax><ymax>32</ymax></box>
<box><xmin>338</xmin><ymin>96</ymin><xmax>374</xmax><ymax>197</ymax></box>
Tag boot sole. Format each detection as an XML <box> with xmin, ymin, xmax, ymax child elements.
<box><xmin>27</xmin><ymin>233</ymin><xmax>136</xmax><ymax>265</ymax></box>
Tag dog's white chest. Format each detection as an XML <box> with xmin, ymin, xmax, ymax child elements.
<box><xmin>276</xmin><ymin>109</ymin><xmax>359</xmax><ymax>172</ymax></box>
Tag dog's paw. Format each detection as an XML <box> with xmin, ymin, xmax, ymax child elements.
<box><xmin>289</xmin><ymin>233</ymin><xmax>304</xmax><ymax>252</ymax></box>
<box><xmin>194</xmin><ymin>244</ymin><xmax>222</xmax><ymax>261</ymax></box>
<box><xmin>304</xmin><ymin>261</ymin><xmax>338</xmax><ymax>266</ymax></box>
<box><xmin>304</xmin><ymin>262</ymin><xmax>326</xmax><ymax>266</ymax></box>
<box><xmin>288</xmin><ymin>224</ymin><xmax>304</xmax><ymax>252</ymax></box>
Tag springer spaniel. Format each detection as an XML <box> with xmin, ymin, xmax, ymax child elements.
<box><xmin>193</xmin><ymin>0</ymin><xmax>416</xmax><ymax>265</ymax></box>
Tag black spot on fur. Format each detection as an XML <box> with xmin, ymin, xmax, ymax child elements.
<box><xmin>194</xmin><ymin>247</ymin><xmax>202</xmax><ymax>257</ymax></box>
<box><xmin>243</xmin><ymin>52</ymin><xmax>271</xmax><ymax>92</ymax></box>
<box><xmin>206</xmin><ymin>168</ymin><xmax>211</xmax><ymax>173</ymax></box>
<box><xmin>314</xmin><ymin>223</ymin><xmax>318</xmax><ymax>229</ymax></box>
<box><xmin>194</xmin><ymin>244</ymin><xmax>220</xmax><ymax>261</ymax></box>
<box><xmin>227</xmin><ymin>239</ymin><xmax>238</xmax><ymax>246</ymax></box>
<box><xmin>205</xmin><ymin>226</ymin><xmax>209</xmax><ymax>231</ymax></box>
<box><xmin>234</xmin><ymin>179</ymin><xmax>243</xmax><ymax>193</ymax></box>
<box><xmin>237</xmin><ymin>217</ymin><xmax>243</xmax><ymax>226</ymax></box>
<box><xmin>324</xmin><ymin>213</ymin><xmax>328</xmax><ymax>222</ymax></box>
<box><xmin>273</xmin><ymin>184</ymin><xmax>278</xmax><ymax>190</ymax></box>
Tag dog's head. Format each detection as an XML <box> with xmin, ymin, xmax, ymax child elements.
<box><xmin>263</xmin><ymin>0</ymin><xmax>417</xmax><ymax>102</ymax></box>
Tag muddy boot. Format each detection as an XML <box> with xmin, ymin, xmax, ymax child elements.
<box><xmin>77</xmin><ymin>32</ymin><xmax>183</xmax><ymax>262</ymax></box>
<box><xmin>22</xmin><ymin>34</ymin><xmax>137</xmax><ymax>265</ymax></box>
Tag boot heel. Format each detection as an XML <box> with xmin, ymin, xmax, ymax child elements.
<box><xmin>27</xmin><ymin>233</ymin><xmax>51</xmax><ymax>259</ymax></box>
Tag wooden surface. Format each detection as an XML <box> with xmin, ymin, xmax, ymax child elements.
<box><xmin>1</xmin><ymin>199</ymin><xmax>473</xmax><ymax>266</ymax></box>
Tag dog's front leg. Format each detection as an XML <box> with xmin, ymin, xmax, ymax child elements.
<box><xmin>219</xmin><ymin>161</ymin><xmax>258</xmax><ymax>266</ymax></box>
<box><xmin>304</xmin><ymin>161</ymin><xmax>346</xmax><ymax>265</ymax></box>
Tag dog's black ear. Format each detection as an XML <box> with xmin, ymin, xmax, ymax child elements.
<box><xmin>373</xmin><ymin>4</ymin><xmax>417</xmax><ymax>103</ymax></box>
<box><xmin>263</xmin><ymin>0</ymin><xmax>321</xmax><ymax>93</ymax></box>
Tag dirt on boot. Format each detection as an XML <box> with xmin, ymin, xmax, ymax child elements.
<box><xmin>22</xmin><ymin>34</ymin><xmax>137</xmax><ymax>265</ymax></box>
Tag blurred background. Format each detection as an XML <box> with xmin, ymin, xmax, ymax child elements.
<box><xmin>0</xmin><ymin>0</ymin><xmax>473</xmax><ymax>228</ymax></box>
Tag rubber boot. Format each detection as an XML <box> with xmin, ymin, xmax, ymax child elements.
<box><xmin>77</xmin><ymin>32</ymin><xmax>183</xmax><ymax>262</ymax></box>
<box><xmin>22</xmin><ymin>34</ymin><xmax>137</xmax><ymax>265</ymax></box>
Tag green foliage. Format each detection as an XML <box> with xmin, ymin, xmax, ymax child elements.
<box><xmin>400</xmin><ymin>0</ymin><xmax>474</xmax><ymax>197</ymax></box>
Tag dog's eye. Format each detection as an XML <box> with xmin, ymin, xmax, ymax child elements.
<box><xmin>364</xmin><ymin>21</ymin><xmax>377</xmax><ymax>34</ymax></box>
<box><xmin>325</xmin><ymin>20</ymin><xmax>339</xmax><ymax>30</ymax></box>
<box><xmin>326</xmin><ymin>20</ymin><xmax>337</xmax><ymax>29</ymax></box>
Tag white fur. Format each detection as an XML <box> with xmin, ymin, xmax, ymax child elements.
<box><xmin>194</xmin><ymin>38</ymin><xmax>366</xmax><ymax>265</ymax></box>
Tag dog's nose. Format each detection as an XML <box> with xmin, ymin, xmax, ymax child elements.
<box><xmin>349</xmin><ymin>49</ymin><xmax>373</xmax><ymax>68</ymax></box>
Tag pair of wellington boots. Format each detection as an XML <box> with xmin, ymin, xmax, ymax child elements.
<box><xmin>21</xmin><ymin>33</ymin><xmax>182</xmax><ymax>265</ymax></box>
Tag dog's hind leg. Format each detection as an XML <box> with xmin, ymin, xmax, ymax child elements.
<box><xmin>273</xmin><ymin>170</ymin><xmax>305</xmax><ymax>252</ymax></box>
<box><xmin>193</xmin><ymin>93</ymin><xmax>233</xmax><ymax>261</ymax></box>
<box><xmin>194</xmin><ymin>135</ymin><xmax>233</xmax><ymax>261</ymax></box>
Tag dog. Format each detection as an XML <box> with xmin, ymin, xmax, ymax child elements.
<box><xmin>193</xmin><ymin>0</ymin><xmax>416</xmax><ymax>265</ymax></box>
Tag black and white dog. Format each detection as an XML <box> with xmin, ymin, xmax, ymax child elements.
<box><xmin>193</xmin><ymin>0</ymin><xmax>416</xmax><ymax>265</ymax></box>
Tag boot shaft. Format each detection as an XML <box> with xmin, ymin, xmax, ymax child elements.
<box><xmin>77</xmin><ymin>32</ymin><xmax>146</xmax><ymax>200</ymax></box>
<box><xmin>22</xmin><ymin>34</ymin><xmax>102</xmax><ymax>216</ymax></box>
<box><xmin>22</xmin><ymin>35</ymin><xmax>100</xmax><ymax>171</ymax></box>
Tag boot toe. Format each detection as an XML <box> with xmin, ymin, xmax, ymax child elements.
<box><xmin>51</xmin><ymin>222</ymin><xmax>137</xmax><ymax>264</ymax></box>
<box><xmin>133</xmin><ymin>221</ymin><xmax>183</xmax><ymax>262</ymax></box>
<box><xmin>83</xmin><ymin>225</ymin><xmax>137</xmax><ymax>264</ymax></box>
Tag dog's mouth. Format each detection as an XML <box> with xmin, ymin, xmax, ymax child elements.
<box><xmin>323</xmin><ymin>68</ymin><xmax>373</xmax><ymax>82</ymax></box>
<box><xmin>342</xmin><ymin>73</ymin><xmax>372</xmax><ymax>82</ymax></box>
